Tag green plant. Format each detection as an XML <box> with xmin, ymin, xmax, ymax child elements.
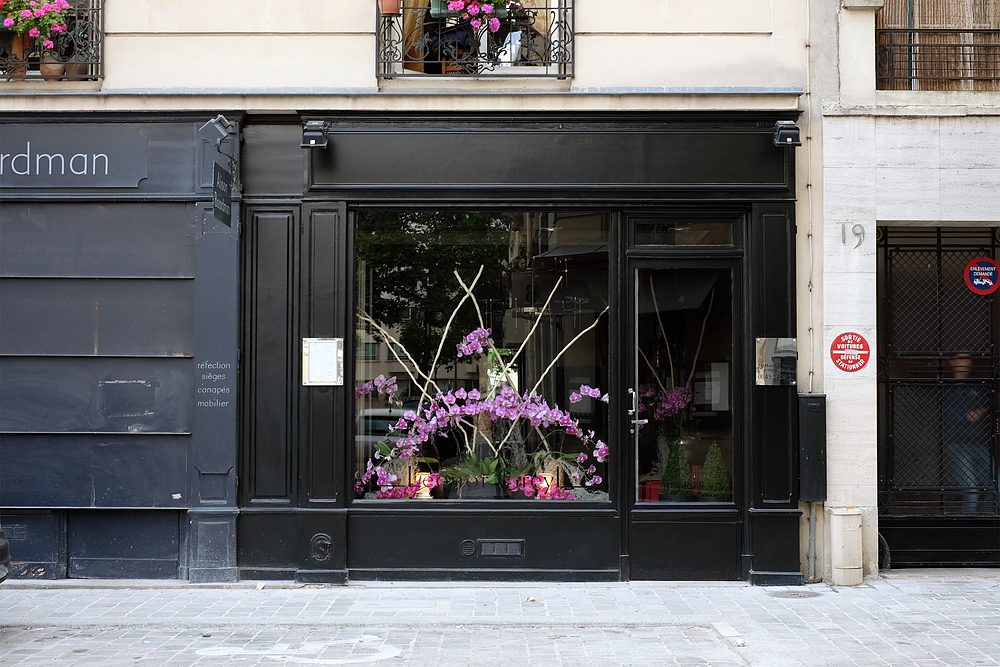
<box><xmin>699</xmin><ymin>441</ymin><xmax>730</xmax><ymax>499</ymax></box>
<box><xmin>1</xmin><ymin>0</ymin><xmax>70</xmax><ymax>53</ymax></box>
<box><xmin>660</xmin><ymin>440</ymin><xmax>692</xmax><ymax>496</ymax></box>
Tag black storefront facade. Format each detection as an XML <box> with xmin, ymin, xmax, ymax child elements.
<box><xmin>1</xmin><ymin>111</ymin><xmax>804</xmax><ymax>584</ymax></box>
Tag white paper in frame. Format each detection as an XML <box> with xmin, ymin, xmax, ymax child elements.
<box><xmin>302</xmin><ymin>338</ymin><xmax>344</xmax><ymax>386</ymax></box>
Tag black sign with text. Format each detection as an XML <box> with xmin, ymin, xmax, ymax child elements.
<box><xmin>0</xmin><ymin>125</ymin><xmax>149</xmax><ymax>188</ymax></box>
<box><xmin>212</xmin><ymin>162</ymin><xmax>232</xmax><ymax>226</ymax></box>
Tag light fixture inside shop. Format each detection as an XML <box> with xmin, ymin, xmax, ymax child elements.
<box><xmin>301</xmin><ymin>120</ymin><xmax>329</xmax><ymax>149</ymax></box>
<box><xmin>773</xmin><ymin>120</ymin><xmax>802</xmax><ymax>147</ymax></box>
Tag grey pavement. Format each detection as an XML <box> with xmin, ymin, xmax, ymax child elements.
<box><xmin>1</xmin><ymin>570</ymin><xmax>998</xmax><ymax>666</ymax></box>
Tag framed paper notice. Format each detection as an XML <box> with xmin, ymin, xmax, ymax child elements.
<box><xmin>302</xmin><ymin>338</ymin><xmax>344</xmax><ymax>386</ymax></box>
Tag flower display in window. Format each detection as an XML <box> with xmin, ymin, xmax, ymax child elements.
<box><xmin>356</xmin><ymin>266</ymin><xmax>610</xmax><ymax>501</ymax></box>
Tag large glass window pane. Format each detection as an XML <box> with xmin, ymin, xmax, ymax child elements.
<box><xmin>355</xmin><ymin>211</ymin><xmax>610</xmax><ymax>502</ymax></box>
<box><xmin>635</xmin><ymin>268</ymin><xmax>734</xmax><ymax>503</ymax></box>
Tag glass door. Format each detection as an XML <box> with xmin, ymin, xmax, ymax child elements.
<box><xmin>628</xmin><ymin>262</ymin><xmax>740</xmax><ymax>579</ymax></box>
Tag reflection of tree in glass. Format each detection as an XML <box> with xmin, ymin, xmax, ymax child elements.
<box><xmin>356</xmin><ymin>211</ymin><xmax>509</xmax><ymax>372</ymax></box>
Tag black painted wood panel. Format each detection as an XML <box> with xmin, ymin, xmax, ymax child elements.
<box><xmin>0</xmin><ymin>357</ymin><xmax>193</xmax><ymax>433</ymax></box>
<box><xmin>0</xmin><ymin>278</ymin><xmax>194</xmax><ymax>356</ymax></box>
<box><xmin>346</xmin><ymin>510</ymin><xmax>620</xmax><ymax>573</ymax></box>
<box><xmin>630</xmin><ymin>517</ymin><xmax>740</xmax><ymax>580</ymax></box>
<box><xmin>0</xmin><ymin>121</ymin><xmax>219</xmax><ymax>197</ymax></box>
<box><xmin>243</xmin><ymin>209</ymin><xmax>296</xmax><ymax>502</ymax></box>
<box><xmin>751</xmin><ymin>205</ymin><xmax>797</xmax><ymax>506</ymax></box>
<box><xmin>302</xmin><ymin>205</ymin><xmax>346</xmax><ymax>504</ymax></box>
<box><xmin>0</xmin><ymin>434</ymin><xmax>189</xmax><ymax>507</ymax></box>
<box><xmin>68</xmin><ymin>509</ymin><xmax>180</xmax><ymax>578</ymax></box>
<box><xmin>0</xmin><ymin>202</ymin><xmax>196</xmax><ymax>278</ymax></box>
<box><xmin>312</xmin><ymin>128</ymin><xmax>785</xmax><ymax>190</ymax></box>
<box><xmin>241</xmin><ymin>123</ymin><xmax>306</xmax><ymax>198</ymax></box>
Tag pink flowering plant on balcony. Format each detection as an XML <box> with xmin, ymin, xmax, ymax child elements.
<box><xmin>1</xmin><ymin>0</ymin><xmax>70</xmax><ymax>52</ymax></box>
<box><xmin>437</xmin><ymin>1</ymin><xmax>528</xmax><ymax>32</ymax></box>
<box><xmin>356</xmin><ymin>266</ymin><xmax>610</xmax><ymax>500</ymax></box>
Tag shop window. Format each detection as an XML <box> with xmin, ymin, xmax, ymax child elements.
<box><xmin>0</xmin><ymin>0</ymin><xmax>103</xmax><ymax>82</ymax></box>
<box><xmin>354</xmin><ymin>210</ymin><xmax>608</xmax><ymax>502</ymax></box>
<box><xmin>876</xmin><ymin>0</ymin><xmax>1000</xmax><ymax>91</ymax></box>
<box><xmin>376</xmin><ymin>1</ymin><xmax>573</xmax><ymax>78</ymax></box>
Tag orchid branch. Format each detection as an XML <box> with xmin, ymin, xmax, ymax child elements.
<box><xmin>649</xmin><ymin>276</ymin><xmax>675</xmax><ymax>388</ymax></box>
<box><xmin>638</xmin><ymin>347</ymin><xmax>669</xmax><ymax>394</ymax></box>
<box><xmin>492</xmin><ymin>305</ymin><xmax>609</xmax><ymax>454</ymax></box>
<box><xmin>529</xmin><ymin>306</ymin><xmax>609</xmax><ymax>397</ymax></box>
<box><xmin>686</xmin><ymin>287</ymin><xmax>715</xmax><ymax>389</ymax></box>
<box><xmin>422</xmin><ymin>264</ymin><xmax>485</xmax><ymax>399</ymax></box>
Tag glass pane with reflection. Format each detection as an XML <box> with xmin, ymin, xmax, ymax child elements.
<box><xmin>355</xmin><ymin>211</ymin><xmax>610</xmax><ymax>502</ymax></box>
<box><xmin>635</xmin><ymin>221</ymin><xmax>733</xmax><ymax>246</ymax></box>
<box><xmin>635</xmin><ymin>268</ymin><xmax>734</xmax><ymax>503</ymax></box>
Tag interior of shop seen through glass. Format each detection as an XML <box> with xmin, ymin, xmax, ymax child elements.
<box><xmin>354</xmin><ymin>210</ymin><xmax>733</xmax><ymax>503</ymax></box>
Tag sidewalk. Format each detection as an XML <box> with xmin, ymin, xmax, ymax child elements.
<box><xmin>1</xmin><ymin>570</ymin><xmax>998</xmax><ymax>666</ymax></box>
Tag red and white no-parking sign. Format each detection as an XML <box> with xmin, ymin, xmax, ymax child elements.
<box><xmin>964</xmin><ymin>257</ymin><xmax>1000</xmax><ymax>295</ymax></box>
<box><xmin>830</xmin><ymin>332</ymin><xmax>870</xmax><ymax>372</ymax></box>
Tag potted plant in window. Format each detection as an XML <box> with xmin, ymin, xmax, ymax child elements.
<box><xmin>1</xmin><ymin>0</ymin><xmax>70</xmax><ymax>78</ymax></box>
<box><xmin>425</xmin><ymin>0</ymin><xmax>527</xmax><ymax>73</ymax></box>
<box><xmin>698</xmin><ymin>441</ymin><xmax>730</xmax><ymax>501</ymax></box>
<box><xmin>378</xmin><ymin>0</ymin><xmax>401</xmax><ymax>14</ymax></box>
<box><xmin>660</xmin><ymin>439</ymin><xmax>694</xmax><ymax>501</ymax></box>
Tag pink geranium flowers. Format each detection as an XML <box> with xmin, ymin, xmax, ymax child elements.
<box><xmin>1</xmin><ymin>0</ymin><xmax>70</xmax><ymax>52</ymax></box>
<box><xmin>441</xmin><ymin>0</ymin><xmax>510</xmax><ymax>33</ymax></box>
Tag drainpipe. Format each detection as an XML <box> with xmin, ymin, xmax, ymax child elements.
<box><xmin>808</xmin><ymin>502</ymin><xmax>817</xmax><ymax>582</ymax></box>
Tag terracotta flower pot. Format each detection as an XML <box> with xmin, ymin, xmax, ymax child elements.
<box><xmin>39</xmin><ymin>53</ymin><xmax>66</xmax><ymax>80</ymax></box>
<box><xmin>4</xmin><ymin>32</ymin><xmax>29</xmax><ymax>79</ymax></box>
<box><xmin>379</xmin><ymin>0</ymin><xmax>401</xmax><ymax>14</ymax></box>
<box><xmin>63</xmin><ymin>56</ymin><xmax>89</xmax><ymax>78</ymax></box>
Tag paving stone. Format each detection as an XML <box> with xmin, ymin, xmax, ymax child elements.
<box><xmin>1</xmin><ymin>571</ymin><xmax>999</xmax><ymax>666</ymax></box>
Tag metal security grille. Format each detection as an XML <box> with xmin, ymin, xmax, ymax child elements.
<box><xmin>878</xmin><ymin>227</ymin><xmax>999</xmax><ymax>516</ymax></box>
<box><xmin>876</xmin><ymin>0</ymin><xmax>1000</xmax><ymax>90</ymax></box>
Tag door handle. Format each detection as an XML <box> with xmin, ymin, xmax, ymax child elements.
<box><xmin>628</xmin><ymin>388</ymin><xmax>645</xmax><ymax>433</ymax></box>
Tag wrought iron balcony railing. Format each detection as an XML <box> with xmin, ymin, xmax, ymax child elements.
<box><xmin>377</xmin><ymin>0</ymin><xmax>573</xmax><ymax>78</ymax></box>
<box><xmin>877</xmin><ymin>29</ymin><xmax>1000</xmax><ymax>91</ymax></box>
<box><xmin>1</xmin><ymin>0</ymin><xmax>103</xmax><ymax>82</ymax></box>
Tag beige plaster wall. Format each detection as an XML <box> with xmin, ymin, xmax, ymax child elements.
<box><xmin>0</xmin><ymin>0</ymin><xmax>808</xmax><ymax>99</ymax></box>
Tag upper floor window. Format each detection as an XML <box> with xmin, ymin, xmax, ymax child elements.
<box><xmin>377</xmin><ymin>0</ymin><xmax>573</xmax><ymax>78</ymax></box>
<box><xmin>1</xmin><ymin>0</ymin><xmax>102</xmax><ymax>82</ymax></box>
<box><xmin>877</xmin><ymin>0</ymin><xmax>1000</xmax><ymax>90</ymax></box>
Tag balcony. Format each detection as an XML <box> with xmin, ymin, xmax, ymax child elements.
<box><xmin>376</xmin><ymin>0</ymin><xmax>573</xmax><ymax>78</ymax></box>
<box><xmin>877</xmin><ymin>29</ymin><xmax>1000</xmax><ymax>91</ymax></box>
<box><xmin>1</xmin><ymin>0</ymin><xmax>103</xmax><ymax>82</ymax></box>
